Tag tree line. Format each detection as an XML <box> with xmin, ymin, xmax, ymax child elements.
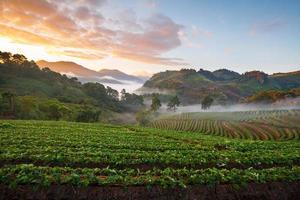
<box><xmin>0</xmin><ymin>51</ymin><xmax>144</xmax><ymax>122</ymax></box>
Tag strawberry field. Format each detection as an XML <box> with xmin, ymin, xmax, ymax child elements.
<box><xmin>151</xmin><ymin>109</ymin><xmax>300</xmax><ymax>140</ymax></box>
<box><xmin>1</xmin><ymin>120</ymin><xmax>300</xmax><ymax>199</ymax></box>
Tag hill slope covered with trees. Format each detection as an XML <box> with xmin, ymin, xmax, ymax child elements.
<box><xmin>0</xmin><ymin>51</ymin><xmax>143</xmax><ymax>122</ymax></box>
<box><xmin>142</xmin><ymin>68</ymin><xmax>300</xmax><ymax>105</ymax></box>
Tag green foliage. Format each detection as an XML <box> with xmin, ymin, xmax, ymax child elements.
<box><xmin>136</xmin><ymin>109</ymin><xmax>152</xmax><ymax>126</ymax></box>
<box><xmin>0</xmin><ymin>51</ymin><xmax>122</xmax><ymax>112</ymax></box>
<box><xmin>120</xmin><ymin>89</ymin><xmax>144</xmax><ymax>106</ymax></box>
<box><xmin>167</xmin><ymin>95</ymin><xmax>180</xmax><ymax>111</ymax></box>
<box><xmin>246</xmin><ymin>88</ymin><xmax>300</xmax><ymax>103</ymax></box>
<box><xmin>0</xmin><ymin>92</ymin><xmax>16</xmax><ymax>117</ymax></box>
<box><xmin>0</xmin><ymin>51</ymin><xmax>150</xmax><ymax>122</ymax></box>
<box><xmin>76</xmin><ymin>107</ymin><xmax>101</xmax><ymax>123</ymax></box>
<box><xmin>151</xmin><ymin>109</ymin><xmax>300</xmax><ymax>140</ymax></box>
<box><xmin>0</xmin><ymin>120</ymin><xmax>299</xmax><ymax>188</ymax></box>
<box><xmin>142</xmin><ymin>68</ymin><xmax>300</xmax><ymax>104</ymax></box>
<box><xmin>201</xmin><ymin>95</ymin><xmax>214</xmax><ymax>110</ymax></box>
<box><xmin>151</xmin><ymin>94</ymin><xmax>161</xmax><ymax>112</ymax></box>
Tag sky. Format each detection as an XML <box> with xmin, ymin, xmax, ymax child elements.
<box><xmin>0</xmin><ymin>0</ymin><xmax>299</xmax><ymax>76</ymax></box>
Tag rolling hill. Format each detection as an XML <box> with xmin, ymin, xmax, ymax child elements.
<box><xmin>36</xmin><ymin>60</ymin><xmax>145</xmax><ymax>84</ymax></box>
<box><xmin>141</xmin><ymin>68</ymin><xmax>300</xmax><ymax>105</ymax></box>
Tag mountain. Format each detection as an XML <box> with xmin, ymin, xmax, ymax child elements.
<box><xmin>36</xmin><ymin>60</ymin><xmax>145</xmax><ymax>84</ymax></box>
<box><xmin>36</xmin><ymin>60</ymin><xmax>98</xmax><ymax>77</ymax></box>
<box><xmin>98</xmin><ymin>69</ymin><xmax>144</xmax><ymax>83</ymax></box>
<box><xmin>141</xmin><ymin>68</ymin><xmax>300</xmax><ymax>105</ymax></box>
<box><xmin>0</xmin><ymin>52</ymin><xmax>121</xmax><ymax>111</ymax></box>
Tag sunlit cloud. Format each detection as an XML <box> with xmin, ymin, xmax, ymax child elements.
<box><xmin>0</xmin><ymin>0</ymin><xmax>185</xmax><ymax>65</ymax></box>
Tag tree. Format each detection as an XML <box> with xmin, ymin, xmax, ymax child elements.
<box><xmin>48</xmin><ymin>103</ymin><xmax>62</xmax><ymax>121</ymax></box>
<box><xmin>1</xmin><ymin>92</ymin><xmax>16</xmax><ymax>117</ymax></box>
<box><xmin>151</xmin><ymin>94</ymin><xmax>161</xmax><ymax>112</ymax></box>
<box><xmin>106</xmin><ymin>86</ymin><xmax>119</xmax><ymax>101</ymax></box>
<box><xmin>121</xmin><ymin>89</ymin><xmax>126</xmax><ymax>101</ymax></box>
<box><xmin>136</xmin><ymin>109</ymin><xmax>151</xmax><ymax>126</ymax></box>
<box><xmin>167</xmin><ymin>95</ymin><xmax>180</xmax><ymax>111</ymax></box>
<box><xmin>76</xmin><ymin>107</ymin><xmax>100</xmax><ymax>122</ymax></box>
<box><xmin>0</xmin><ymin>51</ymin><xmax>12</xmax><ymax>63</ymax></box>
<box><xmin>12</xmin><ymin>54</ymin><xmax>27</xmax><ymax>64</ymax></box>
<box><xmin>201</xmin><ymin>95</ymin><xmax>213</xmax><ymax>110</ymax></box>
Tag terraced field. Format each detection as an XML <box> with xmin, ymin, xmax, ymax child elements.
<box><xmin>151</xmin><ymin>109</ymin><xmax>300</xmax><ymax>140</ymax></box>
<box><xmin>1</xmin><ymin>120</ymin><xmax>300</xmax><ymax>199</ymax></box>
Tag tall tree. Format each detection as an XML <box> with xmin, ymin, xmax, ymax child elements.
<box><xmin>167</xmin><ymin>95</ymin><xmax>180</xmax><ymax>111</ymax></box>
<box><xmin>151</xmin><ymin>94</ymin><xmax>161</xmax><ymax>112</ymax></box>
<box><xmin>106</xmin><ymin>86</ymin><xmax>119</xmax><ymax>101</ymax></box>
<box><xmin>120</xmin><ymin>89</ymin><xmax>126</xmax><ymax>101</ymax></box>
<box><xmin>1</xmin><ymin>92</ymin><xmax>16</xmax><ymax>117</ymax></box>
<box><xmin>201</xmin><ymin>95</ymin><xmax>213</xmax><ymax>110</ymax></box>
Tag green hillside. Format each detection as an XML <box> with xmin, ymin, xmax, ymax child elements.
<box><xmin>0</xmin><ymin>51</ymin><xmax>144</xmax><ymax>123</ymax></box>
<box><xmin>142</xmin><ymin>69</ymin><xmax>300</xmax><ymax>104</ymax></box>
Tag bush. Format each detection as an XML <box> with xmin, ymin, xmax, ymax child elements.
<box><xmin>136</xmin><ymin>109</ymin><xmax>152</xmax><ymax>126</ymax></box>
<box><xmin>76</xmin><ymin>108</ymin><xmax>101</xmax><ymax>123</ymax></box>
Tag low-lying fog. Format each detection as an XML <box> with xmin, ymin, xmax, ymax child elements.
<box><xmin>159</xmin><ymin>97</ymin><xmax>300</xmax><ymax>113</ymax></box>
<box><xmin>104</xmin><ymin>82</ymin><xmax>143</xmax><ymax>93</ymax></box>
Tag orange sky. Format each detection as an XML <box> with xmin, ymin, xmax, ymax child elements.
<box><xmin>0</xmin><ymin>0</ymin><xmax>188</xmax><ymax>75</ymax></box>
<box><xmin>1</xmin><ymin>0</ymin><xmax>299</xmax><ymax>75</ymax></box>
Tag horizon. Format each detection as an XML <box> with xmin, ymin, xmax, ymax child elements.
<box><xmin>1</xmin><ymin>0</ymin><xmax>300</xmax><ymax>75</ymax></box>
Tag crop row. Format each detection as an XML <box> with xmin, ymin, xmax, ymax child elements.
<box><xmin>1</xmin><ymin>120</ymin><xmax>300</xmax><ymax>168</ymax></box>
<box><xmin>151</xmin><ymin>109</ymin><xmax>300</xmax><ymax>140</ymax></box>
<box><xmin>1</xmin><ymin>164</ymin><xmax>300</xmax><ymax>188</ymax></box>
<box><xmin>165</xmin><ymin>109</ymin><xmax>300</xmax><ymax>122</ymax></box>
<box><xmin>151</xmin><ymin>119</ymin><xmax>300</xmax><ymax>140</ymax></box>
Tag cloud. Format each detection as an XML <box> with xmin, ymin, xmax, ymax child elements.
<box><xmin>112</xmin><ymin>50</ymin><xmax>187</xmax><ymax>66</ymax></box>
<box><xmin>47</xmin><ymin>49</ymin><xmax>107</xmax><ymax>60</ymax></box>
<box><xmin>76</xmin><ymin>0</ymin><xmax>107</xmax><ymax>6</ymax></box>
<box><xmin>118</xmin><ymin>14</ymin><xmax>183</xmax><ymax>55</ymax></box>
<box><xmin>144</xmin><ymin>0</ymin><xmax>157</xmax><ymax>8</ymax></box>
<box><xmin>0</xmin><ymin>24</ymin><xmax>55</xmax><ymax>46</ymax></box>
<box><xmin>178</xmin><ymin>30</ymin><xmax>203</xmax><ymax>49</ymax></box>
<box><xmin>250</xmin><ymin>19</ymin><xmax>286</xmax><ymax>36</ymax></box>
<box><xmin>114</xmin><ymin>8</ymin><xmax>143</xmax><ymax>31</ymax></box>
<box><xmin>0</xmin><ymin>0</ymin><xmax>185</xmax><ymax>65</ymax></box>
<box><xmin>191</xmin><ymin>25</ymin><xmax>213</xmax><ymax>38</ymax></box>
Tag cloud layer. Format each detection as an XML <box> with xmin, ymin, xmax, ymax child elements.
<box><xmin>0</xmin><ymin>0</ymin><xmax>185</xmax><ymax>65</ymax></box>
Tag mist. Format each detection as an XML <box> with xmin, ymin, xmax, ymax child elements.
<box><xmin>135</xmin><ymin>87</ymin><xmax>175</xmax><ymax>95</ymax></box>
<box><xmin>157</xmin><ymin>97</ymin><xmax>300</xmax><ymax>114</ymax></box>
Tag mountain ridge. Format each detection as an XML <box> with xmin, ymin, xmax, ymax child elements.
<box><xmin>36</xmin><ymin>60</ymin><xmax>145</xmax><ymax>84</ymax></box>
<box><xmin>142</xmin><ymin>68</ymin><xmax>300</xmax><ymax>105</ymax></box>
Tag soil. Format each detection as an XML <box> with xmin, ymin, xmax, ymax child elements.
<box><xmin>1</xmin><ymin>182</ymin><xmax>299</xmax><ymax>200</ymax></box>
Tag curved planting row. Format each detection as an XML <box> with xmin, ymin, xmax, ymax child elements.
<box><xmin>151</xmin><ymin>109</ymin><xmax>300</xmax><ymax>140</ymax></box>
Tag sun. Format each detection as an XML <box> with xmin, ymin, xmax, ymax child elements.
<box><xmin>0</xmin><ymin>37</ymin><xmax>51</xmax><ymax>61</ymax></box>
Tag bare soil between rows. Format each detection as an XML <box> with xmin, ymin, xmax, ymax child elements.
<box><xmin>1</xmin><ymin>159</ymin><xmax>299</xmax><ymax>171</ymax></box>
<box><xmin>1</xmin><ymin>182</ymin><xmax>299</xmax><ymax>200</ymax></box>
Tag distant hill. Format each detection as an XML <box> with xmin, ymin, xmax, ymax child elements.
<box><xmin>245</xmin><ymin>87</ymin><xmax>300</xmax><ymax>105</ymax></box>
<box><xmin>98</xmin><ymin>69</ymin><xmax>144</xmax><ymax>83</ymax></box>
<box><xmin>36</xmin><ymin>60</ymin><xmax>145</xmax><ymax>84</ymax></box>
<box><xmin>142</xmin><ymin>68</ymin><xmax>300</xmax><ymax>105</ymax></box>
<box><xmin>0</xmin><ymin>53</ymin><xmax>120</xmax><ymax>110</ymax></box>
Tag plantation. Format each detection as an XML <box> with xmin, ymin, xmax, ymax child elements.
<box><xmin>1</xmin><ymin>120</ymin><xmax>300</xmax><ymax>199</ymax></box>
<box><xmin>151</xmin><ymin>109</ymin><xmax>300</xmax><ymax>140</ymax></box>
